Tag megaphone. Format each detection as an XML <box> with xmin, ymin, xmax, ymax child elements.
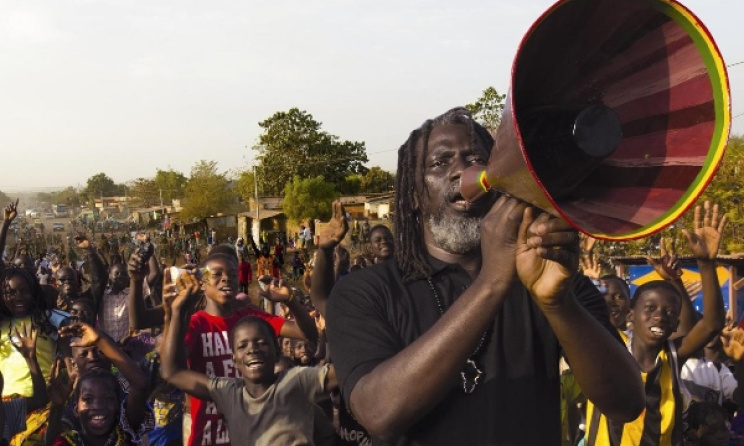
<box><xmin>461</xmin><ymin>0</ymin><xmax>731</xmax><ymax>241</ymax></box>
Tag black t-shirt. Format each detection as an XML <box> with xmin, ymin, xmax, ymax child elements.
<box><xmin>326</xmin><ymin>257</ymin><xmax>618</xmax><ymax>446</ymax></box>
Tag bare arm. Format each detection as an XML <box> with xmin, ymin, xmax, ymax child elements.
<box><xmin>127</xmin><ymin>254</ymin><xmax>165</xmax><ymax>330</ymax></box>
<box><xmin>0</xmin><ymin>199</ymin><xmax>19</xmax><ymax>270</ymax></box>
<box><xmin>259</xmin><ymin>277</ymin><xmax>319</xmax><ymax>343</ymax></box>
<box><xmin>516</xmin><ymin>210</ymin><xmax>644</xmax><ymax>424</ymax></box>
<box><xmin>77</xmin><ymin>236</ymin><xmax>107</xmax><ymax>313</ymax></box>
<box><xmin>677</xmin><ymin>202</ymin><xmax>727</xmax><ymax>361</ymax></box>
<box><xmin>340</xmin><ymin>197</ymin><xmax>529</xmax><ymax>439</ymax></box>
<box><xmin>59</xmin><ymin>323</ymin><xmax>149</xmax><ymax>428</ymax></box>
<box><xmin>160</xmin><ymin>273</ymin><xmax>212</xmax><ymax>401</ymax></box>
<box><xmin>310</xmin><ymin>201</ymin><xmax>347</xmax><ymax>317</ymax></box>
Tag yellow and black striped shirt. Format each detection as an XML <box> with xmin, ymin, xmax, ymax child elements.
<box><xmin>585</xmin><ymin>340</ymin><xmax>683</xmax><ymax>446</ymax></box>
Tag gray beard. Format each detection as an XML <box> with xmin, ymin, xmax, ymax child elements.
<box><xmin>427</xmin><ymin>211</ymin><xmax>481</xmax><ymax>254</ymax></box>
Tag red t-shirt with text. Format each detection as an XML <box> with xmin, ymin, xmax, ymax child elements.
<box><xmin>184</xmin><ymin>306</ymin><xmax>285</xmax><ymax>446</ymax></box>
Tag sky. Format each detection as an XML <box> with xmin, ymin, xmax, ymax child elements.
<box><xmin>1</xmin><ymin>0</ymin><xmax>742</xmax><ymax>192</ymax></box>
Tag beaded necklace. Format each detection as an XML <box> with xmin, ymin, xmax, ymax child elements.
<box><xmin>426</xmin><ymin>278</ymin><xmax>488</xmax><ymax>394</ymax></box>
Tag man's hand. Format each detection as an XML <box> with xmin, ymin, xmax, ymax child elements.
<box><xmin>646</xmin><ymin>237</ymin><xmax>682</xmax><ymax>281</ymax></box>
<box><xmin>73</xmin><ymin>234</ymin><xmax>91</xmax><ymax>250</ymax></box>
<box><xmin>318</xmin><ymin>200</ymin><xmax>349</xmax><ymax>249</ymax></box>
<box><xmin>722</xmin><ymin>327</ymin><xmax>744</xmax><ymax>362</ymax></box>
<box><xmin>127</xmin><ymin>253</ymin><xmax>148</xmax><ymax>281</ymax></box>
<box><xmin>477</xmin><ymin>195</ymin><xmax>528</xmax><ymax>288</ymax></box>
<box><xmin>257</xmin><ymin>275</ymin><xmax>292</xmax><ymax>302</ymax></box>
<box><xmin>11</xmin><ymin>322</ymin><xmax>38</xmax><ymax>360</ymax></box>
<box><xmin>515</xmin><ymin>209</ymin><xmax>580</xmax><ymax>308</ymax></box>
<box><xmin>3</xmin><ymin>198</ymin><xmax>19</xmax><ymax>222</ymax></box>
<box><xmin>682</xmin><ymin>201</ymin><xmax>727</xmax><ymax>261</ymax></box>
<box><xmin>59</xmin><ymin>322</ymin><xmax>101</xmax><ymax>348</ymax></box>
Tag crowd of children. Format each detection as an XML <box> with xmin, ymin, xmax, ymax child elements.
<box><xmin>5</xmin><ymin>194</ymin><xmax>744</xmax><ymax>446</ymax></box>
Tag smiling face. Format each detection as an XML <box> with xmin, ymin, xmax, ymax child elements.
<box><xmin>418</xmin><ymin>124</ymin><xmax>494</xmax><ymax>254</ymax></box>
<box><xmin>629</xmin><ymin>284</ymin><xmax>681</xmax><ymax>347</ymax></box>
<box><xmin>602</xmin><ymin>277</ymin><xmax>630</xmax><ymax>330</ymax></box>
<box><xmin>2</xmin><ymin>275</ymin><xmax>34</xmax><ymax>318</ymax></box>
<box><xmin>201</xmin><ymin>257</ymin><xmax>239</xmax><ymax>307</ymax></box>
<box><xmin>76</xmin><ymin>377</ymin><xmax>119</xmax><ymax>439</ymax></box>
<box><xmin>292</xmin><ymin>339</ymin><xmax>313</xmax><ymax>366</ymax></box>
<box><xmin>368</xmin><ymin>227</ymin><xmax>394</xmax><ymax>261</ymax></box>
<box><xmin>231</xmin><ymin>321</ymin><xmax>278</xmax><ymax>385</ymax></box>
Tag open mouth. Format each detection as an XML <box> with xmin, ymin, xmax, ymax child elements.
<box><xmin>649</xmin><ymin>326</ymin><xmax>665</xmax><ymax>337</ymax></box>
<box><xmin>244</xmin><ymin>358</ymin><xmax>265</xmax><ymax>370</ymax></box>
<box><xmin>88</xmin><ymin>414</ymin><xmax>109</xmax><ymax>429</ymax></box>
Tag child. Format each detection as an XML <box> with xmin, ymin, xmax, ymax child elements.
<box><xmin>45</xmin><ymin>321</ymin><xmax>149</xmax><ymax>445</ymax></box>
<box><xmin>48</xmin><ymin>369</ymin><xmax>135</xmax><ymax>446</ymax></box>
<box><xmin>157</xmin><ymin>250</ymin><xmax>319</xmax><ymax>446</ymax></box>
<box><xmin>291</xmin><ymin>252</ymin><xmax>304</xmax><ymax>281</ymax></box>
<box><xmin>237</xmin><ymin>254</ymin><xmax>252</xmax><ymax>294</ymax></box>
<box><xmin>683</xmin><ymin>402</ymin><xmax>730</xmax><ymax>446</ymax></box>
<box><xmin>161</xmin><ymin>272</ymin><xmax>337</xmax><ymax>445</ymax></box>
<box><xmin>585</xmin><ymin>202</ymin><xmax>727</xmax><ymax>446</ymax></box>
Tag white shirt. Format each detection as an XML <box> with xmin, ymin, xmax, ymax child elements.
<box><xmin>681</xmin><ymin>357</ymin><xmax>737</xmax><ymax>404</ymax></box>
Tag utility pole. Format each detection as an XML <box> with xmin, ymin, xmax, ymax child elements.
<box><xmin>254</xmin><ymin>165</ymin><xmax>260</xmax><ymax>243</ymax></box>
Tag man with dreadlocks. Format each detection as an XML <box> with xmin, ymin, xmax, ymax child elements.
<box><xmin>325</xmin><ymin>107</ymin><xmax>644</xmax><ymax>445</ymax></box>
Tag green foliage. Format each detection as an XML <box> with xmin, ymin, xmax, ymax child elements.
<box><xmin>181</xmin><ymin>160</ymin><xmax>239</xmax><ymax>221</ymax></box>
<box><xmin>254</xmin><ymin>108</ymin><xmax>368</xmax><ymax>195</ymax></box>
<box><xmin>235</xmin><ymin>169</ymin><xmax>257</xmax><ymax>203</ymax></box>
<box><xmin>55</xmin><ymin>187</ymin><xmax>82</xmax><ymax>208</ymax></box>
<box><xmin>338</xmin><ymin>175</ymin><xmax>362</xmax><ymax>195</ymax></box>
<box><xmin>83</xmin><ymin>173</ymin><xmax>126</xmax><ymax>199</ymax></box>
<box><xmin>127</xmin><ymin>178</ymin><xmax>160</xmax><ymax>207</ymax></box>
<box><xmin>154</xmin><ymin>169</ymin><xmax>187</xmax><ymax>203</ymax></box>
<box><xmin>282</xmin><ymin>176</ymin><xmax>337</xmax><ymax>223</ymax></box>
<box><xmin>465</xmin><ymin>87</ymin><xmax>506</xmax><ymax>131</ymax></box>
<box><xmin>361</xmin><ymin>167</ymin><xmax>395</xmax><ymax>193</ymax></box>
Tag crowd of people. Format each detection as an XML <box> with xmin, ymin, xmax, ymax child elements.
<box><xmin>2</xmin><ymin>107</ymin><xmax>744</xmax><ymax>446</ymax></box>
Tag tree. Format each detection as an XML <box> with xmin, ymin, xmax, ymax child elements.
<box><xmin>0</xmin><ymin>190</ymin><xmax>10</xmax><ymax>206</ymax></box>
<box><xmin>283</xmin><ymin>176</ymin><xmax>337</xmax><ymax>223</ymax></box>
<box><xmin>235</xmin><ymin>169</ymin><xmax>257</xmax><ymax>204</ymax></box>
<box><xmin>361</xmin><ymin>167</ymin><xmax>395</xmax><ymax>193</ymax></box>
<box><xmin>338</xmin><ymin>175</ymin><xmax>362</xmax><ymax>196</ymax></box>
<box><xmin>154</xmin><ymin>169</ymin><xmax>188</xmax><ymax>203</ymax></box>
<box><xmin>181</xmin><ymin>160</ymin><xmax>239</xmax><ymax>221</ymax></box>
<box><xmin>466</xmin><ymin>87</ymin><xmax>507</xmax><ymax>132</ymax></box>
<box><xmin>83</xmin><ymin>173</ymin><xmax>124</xmax><ymax>200</ymax></box>
<box><xmin>127</xmin><ymin>178</ymin><xmax>160</xmax><ymax>207</ymax></box>
<box><xmin>254</xmin><ymin>108</ymin><xmax>368</xmax><ymax>195</ymax></box>
<box><xmin>55</xmin><ymin>187</ymin><xmax>82</xmax><ymax>208</ymax></box>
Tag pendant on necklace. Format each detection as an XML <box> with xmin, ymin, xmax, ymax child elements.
<box><xmin>460</xmin><ymin>359</ymin><xmax>483</xmax><ymax>394</ymax></box>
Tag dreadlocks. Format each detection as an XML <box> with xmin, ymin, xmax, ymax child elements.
<box><xmin>1</xmin><ymin>266</ymin><xmax>55</xmax><ymax>339</ymax></box>
<box><xmin>393</xmin><ymin>107</ymin><xmax>495</xmax><ymax>282</ymax></box>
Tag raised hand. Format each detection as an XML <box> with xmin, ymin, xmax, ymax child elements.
<box><xmin>128</xmin><ymin>253</ymin><xmax>148</xmax><ymax>280</ymax></box>
<box><xmin>257</xmin><ymin>275</ymin><xmax>292</xmax><ymax>302</ymax></box>
<box><xmin>516</xmin><ymin>209</ymin><xmax>580</xmax><ymax>308</ymax></box>
<box><xmin>318</xmin><ymin>200</ymin><xmax>349</xmax><ymax>249</ymax></box>
<box><xmin>721</xmin><ymin>327</ymin><xmax>744</xmax><ymax>362</ymax></box>
<box><xmin>48</xmin><ymin>358</ymin><xmax>75</xmax><ymax>407</ymax></box>
<box><xmin>59</xmin><ymin>322</ymin><xmax>101</xmax><ymax>348</ymax></box>
<box><xmin>579</xmin><ymin>252</ymin><xmax>602</xmax><ymax>281</ymax></box>
<box><xmin>3</xmin><ymin>198</ymin><xmax>19</xmax><ymax>223</ymax></box>
<box><xmin>73</xmin><ymin>233</ymin><xmax>90</xmax><ymax>250</ymax></box>
<box><xmin>171</xmin><ymin>270</ymin><xmax>202</xmax><ymax>313</ymax></box>
<box><xmin>682</xmin><ymin>201</ymin><xmax>727</xmax><ymax>261</ymax></box>
<box><xmin>11</xmin><ymin>322</ymin><xmax>38</xmax><ymax>360</ymax></box>
<box><xmin>646</xmin><ymin>237</ymin><xmax>682</xmax><ymax>281</ymax></box>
